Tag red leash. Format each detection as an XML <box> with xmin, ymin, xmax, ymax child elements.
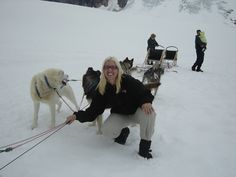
<box><xmin>0</xmin><ymin>122</ymin><xmax>66</xmax><ymax>152</ymax></box>
<box><xmin>0</xmin><ymin>122</ymin><xmax>68</xmax><ymax>171</ymax></box>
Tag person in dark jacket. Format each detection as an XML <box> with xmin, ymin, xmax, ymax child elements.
<box><xmin>147</xmin><ymin>33</ymin><xmax>159</xmax><ymax>51</ymax></box>
<box><xmin>192</xmin><ymin>30</ymin><xmax>207</xmax><ymax>72</ymax></box>
<box><xmin>147</xmin><ymin>33</ymin><xmax>160</xmax><ymax>63</ymax></box>
<box><xmin>66</xmin><ymin>56</ymin><xmax>156</xmax><ymax>159</ymax></box>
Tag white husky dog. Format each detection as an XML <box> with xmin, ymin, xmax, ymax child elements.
<box><xmin>30</xmin><ymin>68</ymin><xmax>79</xmax><ymax>129</ymax></box>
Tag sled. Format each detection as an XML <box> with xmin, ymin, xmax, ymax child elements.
<box><xmin>144</xmin><ymin>45</ymin><xmax>165</xmax><ymax>67</ymax></box>
<box><xmin>163</xmin><ymin>46</ymin><xmax>178</xmax><ymax>67</ymax></box>
<box><xmin>135</xmin><ymin>63</ymin><xmax>152</xmax><ymax>73</ymax></box>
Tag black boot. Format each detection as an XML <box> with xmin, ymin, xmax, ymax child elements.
<box><xmin>114</xmin><ymin>127</ymin><xmax>130</xmax><ymax>145</ymax></box>
<box><xmin>138</xmin><ymin>139</ymin><xmax>153</xmax><ymax>159</ymax></box>
<box><xmin>196</xmin><ymin>68</ymin><xmax>203</xmax><ymax>72</ymax></box>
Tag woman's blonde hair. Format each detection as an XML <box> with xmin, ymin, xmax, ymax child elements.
<box><xmin>98</xmin><ymin>56</ymin><xmax>123</xmax><ymax>95</ymax></box>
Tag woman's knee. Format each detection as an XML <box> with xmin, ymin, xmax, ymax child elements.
<box><xmin>136</xmin><ymin>108</ymin><xmax>156</xmax><ymax>123</ymax></box>
<box><xmin>102</xmin><ymin>114</ymin><xmax>127</xmax><ymax>138</ymax></box>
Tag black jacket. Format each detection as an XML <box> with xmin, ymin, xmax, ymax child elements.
<box><xmin>147</xmin><ymin>37</ymin><xmax>158</xmax><ymax>51</ymax></box>
<box><xmin>74</xmin><ymin>74</ymin><xmax>154</xmax><ymax>122</ymax></box>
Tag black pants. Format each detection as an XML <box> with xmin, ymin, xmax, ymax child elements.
<box><xmin>149</xmin><ymin>49</ymin><xmax>161</xmax><ymax>60</ymax></box>
<box><xmin>192</xmin><ymin>49</ymin><xmax>205</xmax><ymax>70</ymax></box>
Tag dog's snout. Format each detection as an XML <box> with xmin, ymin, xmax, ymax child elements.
<box><xmin>64</xmin><ymin>74</ymin><xmax>69</xmax><ymax>80</ymax></box>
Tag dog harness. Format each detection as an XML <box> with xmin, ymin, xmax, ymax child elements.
<box><xmin>44</xmin><ymin>75</ymin><xmax>54</xmax><ymax>89</ymax></box>
<box><xmin>35</xmin><ymin>83</ymin><xmax>42</xmax><ymax>98</ymax></box>
<box><xmin>35</xmin><ymin>76</ymin><xmax>55</xmax><ymax>98</ymax></box>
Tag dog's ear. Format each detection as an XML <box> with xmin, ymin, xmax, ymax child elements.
<box><xmin>96</xmin><ymin>70</ymin><xmax>101</xmax><ymax>75</ymax></box>
<box><xmin>88</xmin><ymin>67</ymin><xmax>93</xmax><ymax>72</ymax></box>
<box><xmin>58</xmin><ymin>70</ymin><xmax>64</xmax><ymax>76</ymax></box>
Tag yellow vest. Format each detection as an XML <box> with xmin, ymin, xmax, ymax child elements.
<box><xmin>199</xmin><ymin>31</ymin><xmax>207</xmax><ymax>44</ymax></box>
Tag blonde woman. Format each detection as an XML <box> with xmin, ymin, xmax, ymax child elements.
<box><xmin>66</xmin><ymin>56</ymin><xmax>156</xmax><ymax>159</ymax></box>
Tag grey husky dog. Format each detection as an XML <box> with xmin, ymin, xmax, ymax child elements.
<box><xmin>82</xmin><ymin>67</ymin><xmax>102</xmax><ymax>134</ymax></box>
<box><xmin>142</xmin><ymin>66</ymin><xmax>164</xmax><ymax>96</ymax></box>
<box><xmin>119</xmin><ymin>57</ymin><xmax>134</xmax><ymax>74</ymax></box>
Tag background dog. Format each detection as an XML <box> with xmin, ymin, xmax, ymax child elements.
<box><xmin>120</xmin><ymin>57</ymin><xmax>134</xmax><ymax>74</ymax></box>
<box><xmin>142</xmin><ymin>66</ymin><xmax>165</xmax><ymax>96</ymax></box>
<box><xmin>30</xmin><ymin>68</ymin><xmax>79</xmax><ymax>129</ymax></box>
<box><xmin>82</xmin><ymin>67</ymin><xmax>102</xmax><ymax>134</ymax></box>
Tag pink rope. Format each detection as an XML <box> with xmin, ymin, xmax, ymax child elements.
<box><xmin>0</xmin><ymin>122</ymin><xmax>66</xmax><ymax>150</ymax></box>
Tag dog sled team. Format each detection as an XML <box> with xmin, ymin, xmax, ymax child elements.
<box><xmin>30</xmin><ymin>31</ymin><xmax>206</xmax><ymax>160</ymax></box>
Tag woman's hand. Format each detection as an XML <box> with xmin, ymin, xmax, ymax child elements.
<box><xmin>66</xmin><ymin>114</ymin><xmax>77</xmax><ymax>124</ymax></box>
<box><xmin>141</xmin><ymin>103</ymin><xmax>154</xmax><ymax>115</ymax></box>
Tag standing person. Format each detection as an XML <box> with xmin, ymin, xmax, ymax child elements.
<box><xmin>147</xmin><ymin>33</ymin><xmax>159</xmax><ymax>52</ymax></box>
<box><xmin>192</xmin><ymin>30</ymin><xmax>207</xmax><ymax>72</ymax></box>
<box><xmin>146</xmin><ymin>33</ymin><xmax>159</xmax><ymax>64</ymax></box>
<box><xmin>66</xmin><ymin>56</ymin><xmax>156</xmax><ymax>159</ymax></box>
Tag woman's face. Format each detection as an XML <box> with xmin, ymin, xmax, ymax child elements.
<box><xmin>103</xmin><ymin>60</ymin><xmax>118</xmax><ymax>85</ymax></box>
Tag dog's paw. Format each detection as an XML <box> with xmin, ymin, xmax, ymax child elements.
<box><xmin>50</xmin><ymin>123</ymin><xmax>56</xmax><ymax>129</ymax></box>
<box><xmin>31</xmin><ymin>123</ymin><xmax>38</xmax><ymax>130</ymax></box>
<box><xmin>97</xmin><ymin>130</ymin><xmax>103</xmax><ymax>135</ymax></box>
